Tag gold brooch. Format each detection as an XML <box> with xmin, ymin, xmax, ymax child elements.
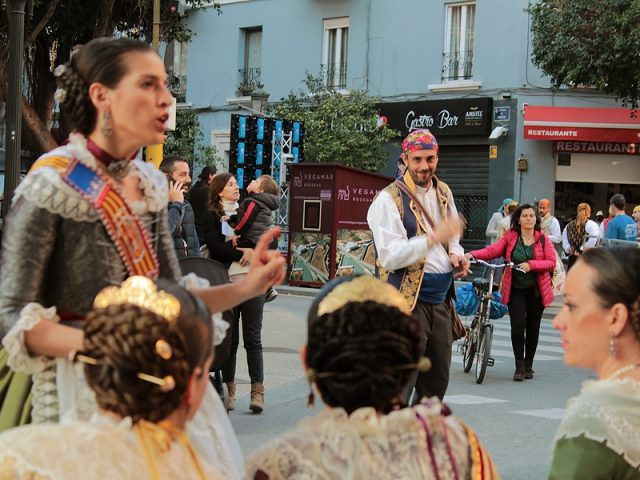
<box><xmin>93</xmin><ymin>276</ymin><xmax>180</xmax><ymax>322</ymax></box>
<box><xmin>317</xmin><ymin>276</ymin><xmax>411</xmax><ymax>316</ymax></box>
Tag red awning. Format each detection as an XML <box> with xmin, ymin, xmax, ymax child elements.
<box><xmin>523</xmin><ymin>105</ymin><xmax>640</xmax><ymax>142</ymax></box>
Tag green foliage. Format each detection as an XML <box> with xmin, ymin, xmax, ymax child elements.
<box><xmin>165</xmin><ymin>109</ymin><xmax>220</xmax><ymax>168</ymax></box>
<box><xmin>528</xmin><ymin>0</ymin><xmax>640</xmax><ymax>108</ymax></box>
<box><xmin>270</xmin><ymin>73</ymin><xmax>399</xmax><ymax>173</ymax></box>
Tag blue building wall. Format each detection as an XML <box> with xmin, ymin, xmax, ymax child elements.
<box><xmin>184</xmin><ymin>0</ymin><xmax>624</xmax><ymax>211</ymax></box>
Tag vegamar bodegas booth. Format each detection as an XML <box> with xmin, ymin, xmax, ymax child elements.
<box><xmin>524</xmin><ymin>105</ymin><xmax>640</xmax><ymax>225</ymax></box>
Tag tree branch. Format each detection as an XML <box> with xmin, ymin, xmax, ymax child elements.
<box><xmin>94</xmin><ymin>0</ymin><xmax>116</xmax><ymax>38</ymax></box>
<box><xmin>25</xmin><ymin>0</ymin><xmax>60</xmax><ymax>48</ymax></box>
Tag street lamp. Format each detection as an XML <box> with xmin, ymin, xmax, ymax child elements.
<box><xmin>2</xmin><ymin>0</ymin><xmax>30</xmax><ymax>218</ymax></box>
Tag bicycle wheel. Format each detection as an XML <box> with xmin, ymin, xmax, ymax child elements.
<box><xmin>475</xmin><ymin>325</ymin><xmax>493</xmax><ymax>384</ymax></box>
<box><xmin>462</xmin><ymin>325</ymin><xmax>476</xmax><ymax>373</ymax></box>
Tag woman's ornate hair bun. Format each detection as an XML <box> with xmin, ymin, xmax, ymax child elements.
<box><xmin>317</xmin><ymin>276</ymin><xmax>411</xmax><ymax>316</ymax></box>
<box><xmin>93</xmin><ymin>276</ymin><xmax>181</xmax><ymax>322</ymax></box>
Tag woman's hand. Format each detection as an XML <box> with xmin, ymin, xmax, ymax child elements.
<box><xmin>238</xmin><ymin>247</ymin><xmax>254</xmax><ymax>266</ymax></box>
<box><xmin>518</xmin><ymin>262</ymin><xmax>531</xmax><ymax>273</ymax></box>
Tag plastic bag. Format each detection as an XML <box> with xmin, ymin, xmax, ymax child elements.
<box><xmin>489</xmin><ymin>292</ymin><xmax>508</xmax><ymax>319</ymax></box>
<box><xmin>455</xmin><ymin>284</ymin><xmax>479</xmax><ymax>316</ymax></box>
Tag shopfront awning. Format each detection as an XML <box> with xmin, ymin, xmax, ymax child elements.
<box><xmin>523</xmin><ymin>105</ymin><xmax>640</xmax><ymax>142</ymax></box>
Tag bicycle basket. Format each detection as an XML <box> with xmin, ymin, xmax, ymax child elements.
<box><xmin>455</xmin><ymin>284</ymin><xmax>479</xmax><ymax>316</ymax></box>
<box><xmin>489</xmin><ymin>292</ymin><xmax>508</xmax><ymax>319</ymax></box>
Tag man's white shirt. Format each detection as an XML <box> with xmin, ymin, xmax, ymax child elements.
<box><xmin>367</xmin><ymin>184</ymin><xmax>463</xmax><ymax>275</ymax></box>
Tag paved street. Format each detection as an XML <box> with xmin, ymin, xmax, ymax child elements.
<box><xmin>228</xmin><ymin>290</ymin><xmax>591</xmax><ymax>480</ymax></box>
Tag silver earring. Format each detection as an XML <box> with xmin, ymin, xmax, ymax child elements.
<box><xmin>101</xmin><ymin>111</ymin><xmax>112</xmax><ymax>138</ymax></box>
<box><xmin>609</xmin><ymin>331</ymin><xmax>617</xmax><ymax>358</ymax></box>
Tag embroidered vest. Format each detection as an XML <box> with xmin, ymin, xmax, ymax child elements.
<box><xmin>376</xmin><ymin>174</ymin><xmax>452</xmax><ymax>310</ymax></box>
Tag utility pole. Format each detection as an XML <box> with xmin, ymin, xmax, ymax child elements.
<box><xmin>2</xmin><ymin>0</ymin><xmax>28</xmax><ymax>218</ymax></box>
<box><xmin>146</xmin><ymin>0</ymin><xmax>164</xmax><ymax>167</ymax></box>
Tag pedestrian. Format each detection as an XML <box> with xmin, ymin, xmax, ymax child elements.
<box><xmin>226</xmin><ymin>175</ymin><xmax>280</xmax><ymax>302</ymax></box>
<box><xmin>203</xmin><ymin>173</ymin><xmax>268</xmax><ymax>413</ymax></box>
<box><xmin>485</xmin><ymin>197</ymin><xmax>513</xmax><ymax>245</ymax></box>
<box><xmin>497</xmin><ymin>201</ymin><xmax>519</xmax><ymax>240</ymax></box>
<box><xmin>246</xmin><ymin>276</ymin><xmax>499</xmax><ymax>480</ymax></box>
<box><xmin>0</xmin><ymin>277</ymin><xmax>223</xmax><ymax>479</ymax></box>
<box><xmin>160</xmin><ymin>157</ymin><xmax>200</xmax><ymax>259</ymax></box>
<box><xmin>562</xmin><ymin>203</ymin><xmax>599</xmax><ymax>269</ymax></box>
<box><xmin>466</xmin><ymin>204</ymin><xmax>556</xmax><ymax>381</ymax></box>
<box><xmin>633</xmin><ymin>205</ymin><xmax>640</xmax><ymax>241</ymax></box>
<box><xmin>538</xmin><ymin>198</ymin><xmax>562</xmax><ymax>255</ymax></box>
<box><xmin>605</xmin><ymin>193</ymin><xmax>638</xmax><ymax>243</ymax></box>
<box><xmin>367</xmin><ymin>128</ymin><xmax>468</xmax><ymax>402</ymax></box>
<box><xmin>550</xmin><ymin>248</ymin><xmax>640</xmax><ymax>479</ymax></box>
<box><xmin>599</xmin><ymin>204</ymin><xmax>614</xmax><ymax>239</ymax></box>
<box><xmin>594</xmin><ymin>210</ymin><xmax>605</xmax><ymax>225</ymax></box>
<box><xmin>0</xmin><ymin>36</ymin><xmax>283</xmax><ymax>477</ymax></box>
<box><xmin>190</xmin><ymin>165</ymin><xmax>215</xmax><ymax>244</ymax></box>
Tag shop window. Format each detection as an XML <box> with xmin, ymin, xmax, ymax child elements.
<box><xmin>443</xmin><ymin>2</ymin><xmax>475</xmax><ymax>81</ymax></box>
<box><xmin>238</xmin><ymin>27</ymin><xmax>262</xmax><ymax>95</ymax></box>
<box><xmin>322</xmin><ymin>17</ymin><xmax>349</xmax><ymax>89</ymax></box>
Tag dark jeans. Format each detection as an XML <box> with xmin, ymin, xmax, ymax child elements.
<box><xmin>406</xmin><ymin>301</ymin><xmax>453</xmax><ymax>403</ymax></box>
<box><xmin>507</xmin><ymin>286</ymin><xmax>545</xmax><ymax>365</ymax></box>
<box><xmin>222</xmin><ymin>293</ymin><xmax>265</xmax><ymax>384</ymax></box>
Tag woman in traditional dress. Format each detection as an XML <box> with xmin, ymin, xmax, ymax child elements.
<box><xmin>0</xmin><ymin>277</ymin><xmax>223</xmax><ymax>479</ymax></box>
<box><xmin>246</xmin><ymin>275</ymin><xmax>499</xmax><ymax>480</ymax></box>
<box><xmin>0</xmin><ymin>37</ymin><xmax>283</xmax><ymax>478</ymax></box>
<box><xmin>549</xmin><ymin>248</ymin><xmax>640</xmax><ymax>479</ymax></box>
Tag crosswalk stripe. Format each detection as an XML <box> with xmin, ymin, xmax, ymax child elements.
<box><xmin>452</xmin><ymin>348</ymin><xmax>560</xmax><ymax>361</ymax></box>
<box><xmin>490</xmin><ymin>339</ymin><xmax>564</xmax><ymax>353</ymax></box>
<box><xmin>492</xmin><ymin>330</ymin><xmax>560</xmax><ymax>343</ymax></box>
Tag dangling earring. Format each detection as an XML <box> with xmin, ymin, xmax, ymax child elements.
<box><xmin>609</xmin><ymin>331</ymin><xmax>617</xmax><ymax>358</ymax></box>
<box><xmin>101</xmin><ymin>111</ymin><xmax>112</xmax><ymax>138</ymax></box>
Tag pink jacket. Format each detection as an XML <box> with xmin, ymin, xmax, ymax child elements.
<box><xmin>470</xmin><ymin>230</ymin><xmax>556</xmax><ymax>307</ymax></box>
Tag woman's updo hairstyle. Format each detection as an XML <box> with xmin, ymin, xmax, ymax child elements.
<box><xmin>306</xmin><ymin>276</ymin><xmax>424</xmax><ymax>414</ymax></box>
<box><xmin>579</xmin><ymin>248</ymin><xmax>640</xmax><ymax>342</ymax></box>
<box><xmin>55</xmin><ymin>37</ymin><xmax>153</xmax><ymax>134</ymax></box>
<box><xmin>82</xmin><ymin>278</ymin><xmax>213</xmax><ymax>423</ymax></box>
<box><xmin>208</xmin><ymin>172</ymin><xmax>233</xmax><ymax>216</ymax></box>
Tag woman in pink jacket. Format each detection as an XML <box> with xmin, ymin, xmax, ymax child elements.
<box><xmin>466</xmin><ymin>204</ymin><xmax>556</xmax><ymax>381</ymax></box>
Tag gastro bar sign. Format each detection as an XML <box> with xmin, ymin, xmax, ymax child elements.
<box><xmin>378</xmin><ymin>98</ymin><xmax>493</xmax><ymax>137</ymax></box>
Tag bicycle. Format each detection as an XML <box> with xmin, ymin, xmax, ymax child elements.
<box><xmin>459</xmin><ymin>259</ymin><xmax>524</xmax><ymax>384</ymax></box>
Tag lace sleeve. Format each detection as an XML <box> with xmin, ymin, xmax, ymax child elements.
<box><xmin>0</xmin><ymin>196</ymin><xmax>61</xmax><ymax>339</ymax></box>
<box><xmin>1</xmin><ymin>303</ymin><xmax>60</xmax><ymax>374</ymax></box>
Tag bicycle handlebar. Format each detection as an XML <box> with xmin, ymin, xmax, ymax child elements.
<box><xmin>469</xmin><ymin>258</ymin><xmax>527</xmax><ymax>273</ymax></box>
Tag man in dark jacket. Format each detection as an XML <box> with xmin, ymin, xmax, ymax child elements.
<box><xmin>159</xmin><ymin>157</ymin><xmax>200</xmax><ymax>259</ymax></box>
<box><xmin>190</xmin><ymin>165</ymin><xmax>215</xmax><ymax>244</ymax></box>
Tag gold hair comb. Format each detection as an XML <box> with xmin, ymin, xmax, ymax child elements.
<box><xmin>317</xmin><ymin>276</ymin><xmax>411</xmax><ymax>316</ymax></box>
<box><xmin>93</xmin><ymin>276</ymin><xmax>181</xmax><ymax>322</ymax></box>
<box><xmin>68</xmin><ymin>350</ymin><xmax>176</xmax><ymax>393</ymax></box>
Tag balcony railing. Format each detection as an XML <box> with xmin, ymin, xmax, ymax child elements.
<box><xmin>237</xmin><ymin>67</ymin><xmax>263</xmax><ymax>95</ymax></box>
<box><xmin>321</xmin><ymin>62</ymin><xmax>347</xmax><ymax>89</ymax></box>
<box><xmin>441</xmin><ymin>50</ymin><xmax>474</xmax><ymax>81</ymax></box>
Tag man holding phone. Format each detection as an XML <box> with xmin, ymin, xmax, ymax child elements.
<box><xmin>160</xmin><ymin>157</ymin><xmax>201</xmax><ymax>259</ymax></box>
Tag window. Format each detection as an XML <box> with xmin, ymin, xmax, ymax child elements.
<box><xmin>322</xmin><ymin>17</ymin><xmax>349</xmax><ymax>89</ymax></box>
<box><xmin>443</xmin><ymin>2</ymin><xmax>475</xmax><ymax>81</ymax></box>
<box><xmin>238</xmin><ymin>27</ymin><xmax>262</xmax><ymax>95</ymax></box>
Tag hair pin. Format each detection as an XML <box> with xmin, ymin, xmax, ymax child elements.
<box><xmin>136</xmin><ymin>373</ymin><xmax>176</xmax><ymax>392</ymax></box>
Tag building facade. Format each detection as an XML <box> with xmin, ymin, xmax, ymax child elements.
<box><xmin>182</xmin><ymin>0</ymin><xmax>640</xmax><ymax>249</ymax></box>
